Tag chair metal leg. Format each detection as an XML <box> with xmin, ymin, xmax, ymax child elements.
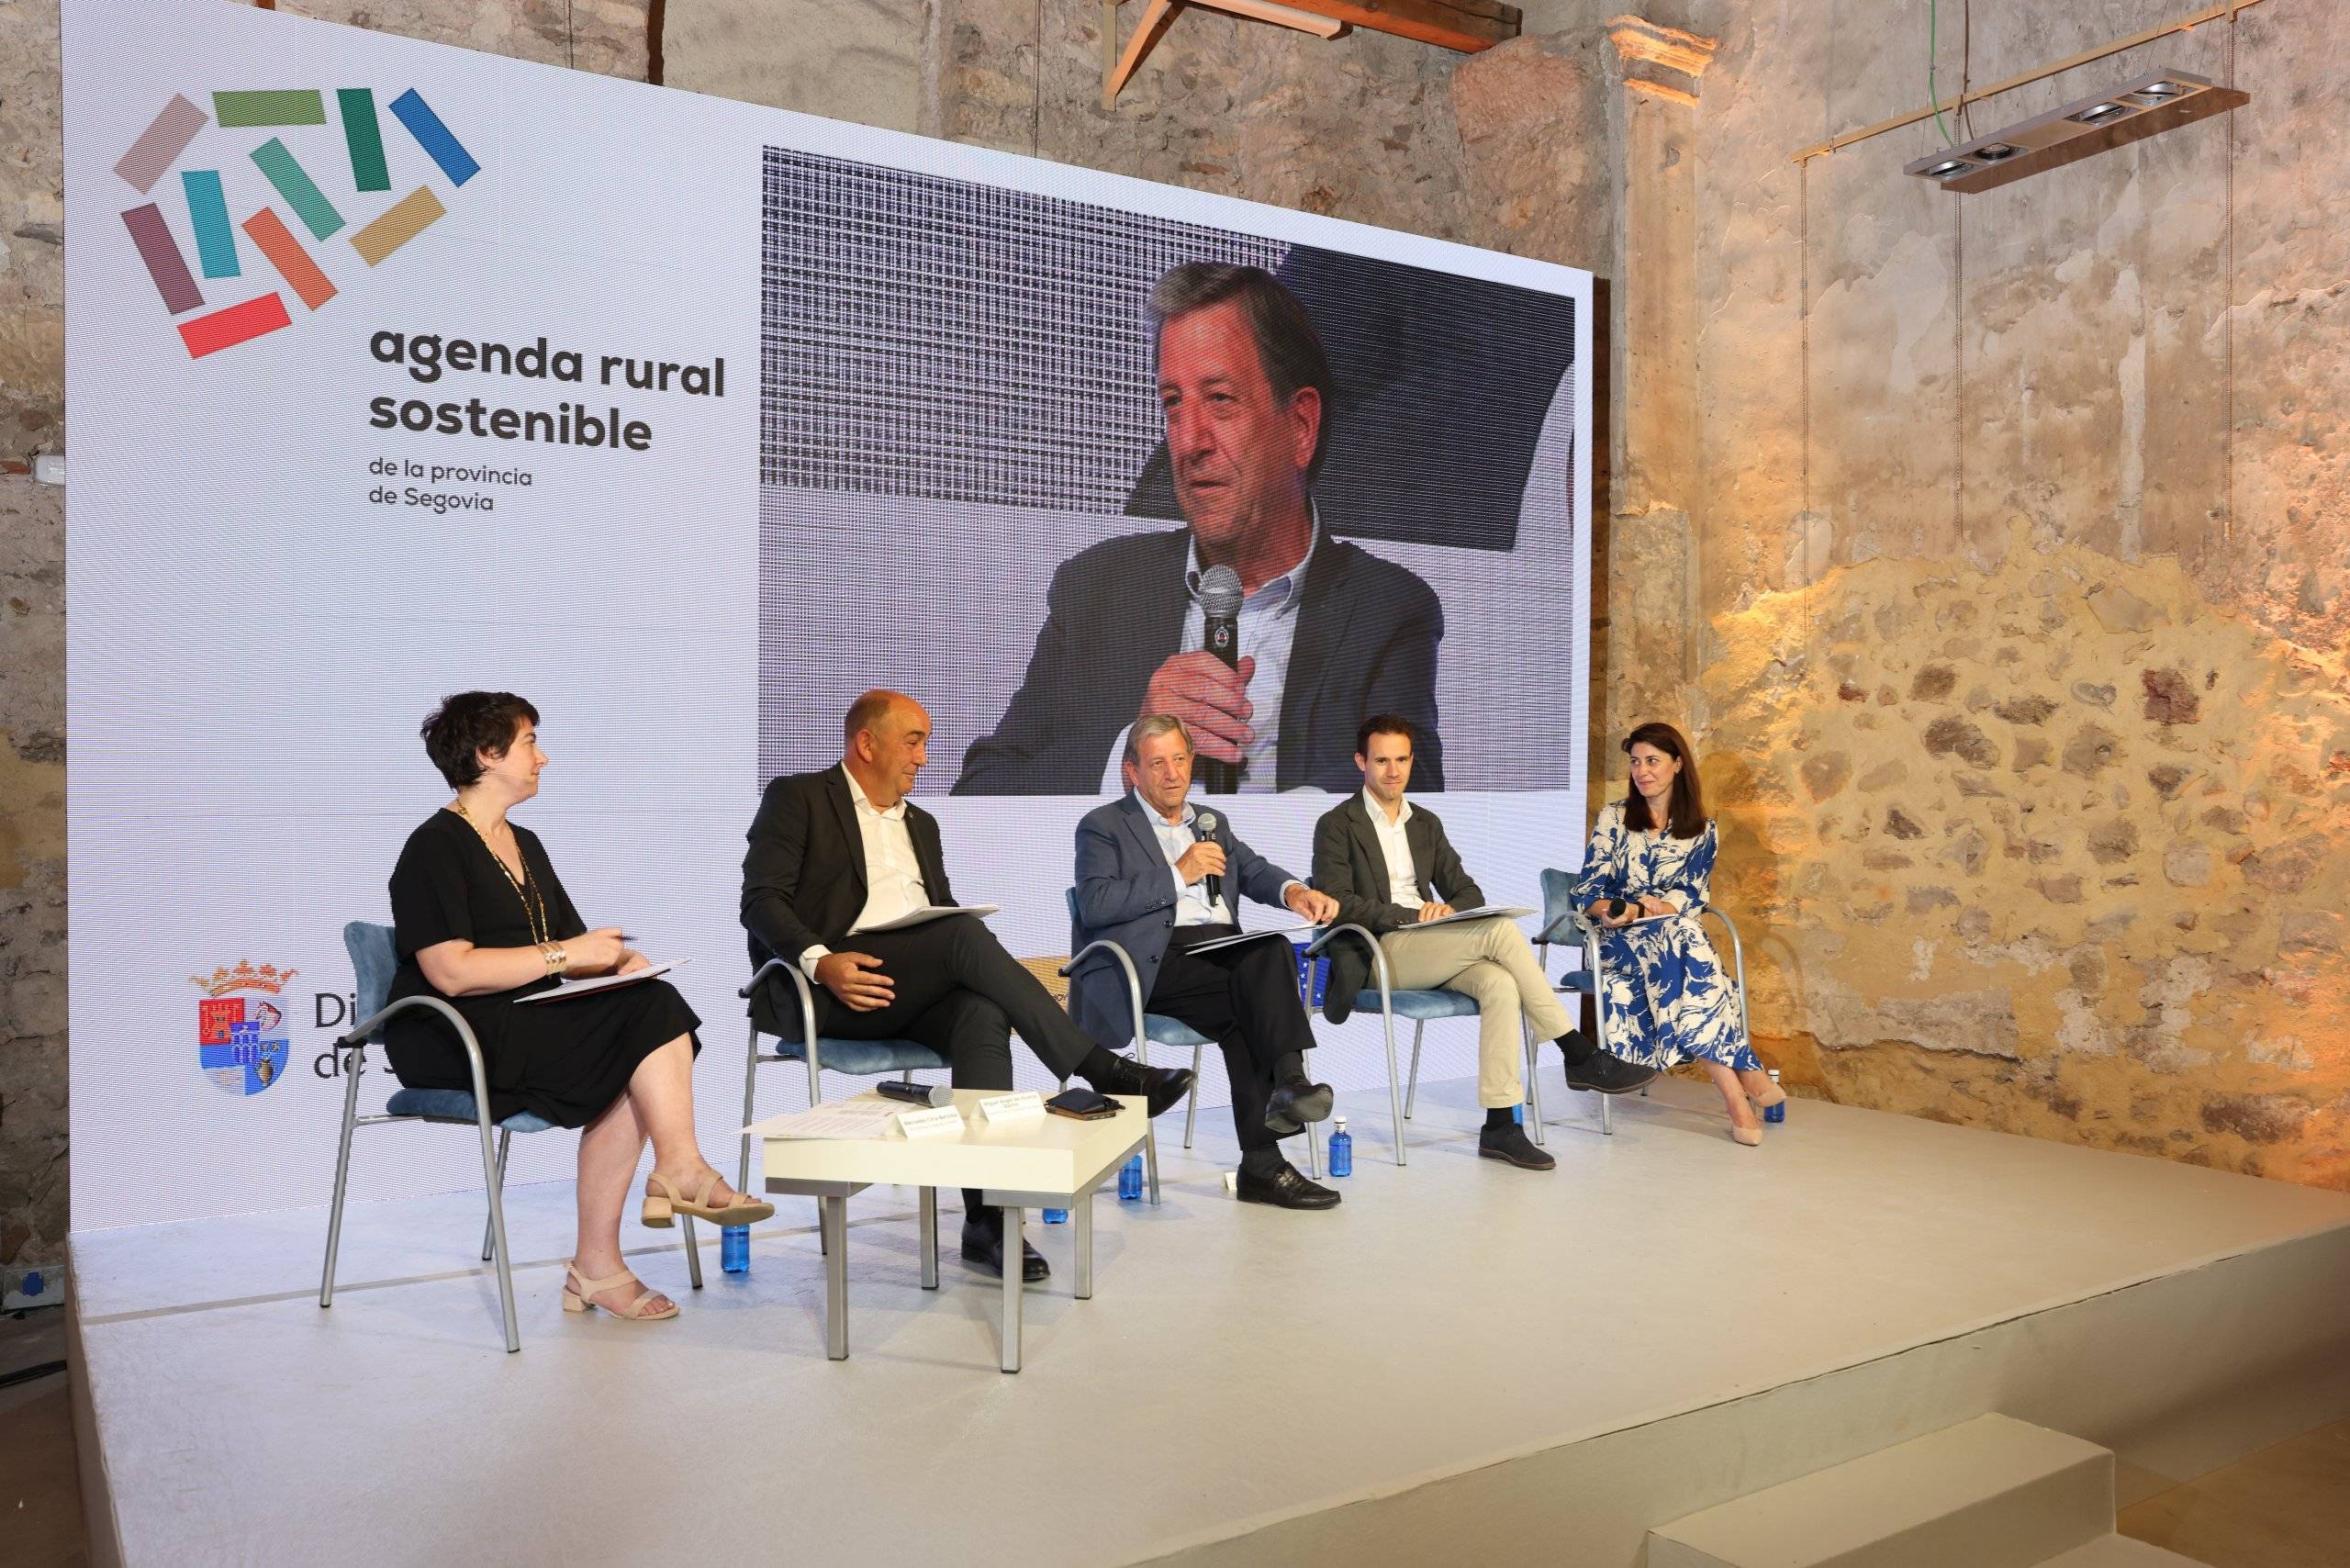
<box><xmin>1404</xmin><ymin>1023</ymin><xmax>1425</xmax><ymax>1119</ymax></box>
<box><xmin>680</xmin><ymin>1215</ymin><xmax>703</xmax><ymax>1289</ymax></box>
<box><xmin>1602</xmin><ymin>1092</ymin><xmax>1615</xmax><ymax>1137</ymax></box>
<box><xmin>737</xmin><ymin>1018</ymin><xmax>761</xmax><ymax>1196</ymax></box>
<box><xmin>477</xmin><ymin>1111</ymin><xmax>520</xmax><ymax>1353</ymax></box>
<box><xmin>319</xmin><ymin>1043</ymin><xmax>364</xmax><ymax>1308</ymax></box>
<box><xmin>1181</xmin><ymin>1043</ymin><xmax>1203</xmax><ymax>1150</ymax></box>
<box><xmin>1142</xmin><ymin>1118</ymin><xmax>1163</xmax><ymax>1204</ymax></box>
<box><xmin>480</xmin><ymin>1127</ymin><xmax>510</xmax><ymax>1262</ymax></box>
<box><xmin>1523</xmin><ymin>1023</ymin><xmax>1547</xmax><ymax>1146</ymax></box>
<box><xmin>1297</xmin><ymin>1048</ymin><xmax>1315</xmax><ymax>1184</ymax></box>
<box><xmin>1381</xmin><ymin>1010</ymin><xmax>1408</xmax><ymax>1167</ymax></box>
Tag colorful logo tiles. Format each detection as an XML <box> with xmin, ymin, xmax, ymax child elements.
<box><xmin>114</xmin><ymin>85</ymin><xmax>479</xmax><ymax>358</ymax></box>
<box><xmin>191</xmin><ymin>958</ymin><xmax>298</xmax><ymax>1097</ymax></box>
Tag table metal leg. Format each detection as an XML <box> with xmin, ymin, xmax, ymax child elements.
<box><xmin>822</xmin><ymin>1194</ymin><xmax>848</xmax><ymax>1361</ymax></box>
<box><xmin>919</xmin><ymin>1186</ymin><xmax>938</xmax><ymax>1290</ymax></box>
<box><xmin>1000</xmin><ymin>1205</ymin><xmax>1024</xmax><ymax>1373</ymax></box>
<box><xmin>1075</xmin><ymin>1193</ymin><xmax>1094</xmax><ymax>1301</ymax></box>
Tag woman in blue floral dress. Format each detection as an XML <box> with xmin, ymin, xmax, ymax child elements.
<box><xmin>1572</xmin><ymin>722</ymin><xmax>1785</xmax><ymax>1145</ymax></box>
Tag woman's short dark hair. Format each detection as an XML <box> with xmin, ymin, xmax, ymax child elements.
<box><xmin>1622</xmin><ymin>722</ymin><xmax>1706</xmax><ymax>839</ymax></box>
<box><xmin>420</xmin><ymin>691</ymin><xmax>539</xmax><ymax>789</ymax></box>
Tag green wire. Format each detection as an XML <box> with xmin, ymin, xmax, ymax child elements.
<box><xmin>1930</xmin><ymin>0</ymin><xmax>1957</xmax><ymax>146</ymax></box>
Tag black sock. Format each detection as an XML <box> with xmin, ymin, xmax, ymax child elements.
<box><xmin>1239</xmin><ymin>1147</ymin><xmax>1286</xmax><ymax>1179</ymax></box>
<box><xmin>1272</xmin><ymin>1050</ymin><xmax>1304</xmax><ymax>1081</ymax></box>
<box><xmin>1078</xmin><ymin>1046</ymin><xmax>1124</xmax><ymax>1081</ymax></box>
<box><xmin>1484</xmin><ymin>1106</ymin><xmax>1517</xmax><ymax>1131</ymax></box>
<box><xmin>1555</xmin><ymin>1030</ymin><xmax>1595</xmax><ymax>1066</ymax></box>
<box><xmin>963</xmin><ymin>1192</ymin><xmax>994</xmax><ymax>1227</ymax></box>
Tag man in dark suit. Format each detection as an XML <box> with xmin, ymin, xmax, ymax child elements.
<box><xmin>1312</xmin><ymin>715</ymin><xmax>1655</xmax><ymax>1170</ymax></box>
<box><xmin>1069</xmin><ymin>714</ymin><xmax>1344</xmax><ymax>1210</ymax></box>
<box><xmin>742</xmin><ymin>689</ymin><xmax>1194</xmax><ymax>1281</ymax></box>
<box><xmin>954</xmin><ymin>263</ymin><xmax>1442</xmax><ymax>797</ymax></box>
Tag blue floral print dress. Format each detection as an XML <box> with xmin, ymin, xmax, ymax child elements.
<box><xmin>1570</xmin><ymin>801</ymin><xmax>1756</xmax><ymax>1071</ymax></box>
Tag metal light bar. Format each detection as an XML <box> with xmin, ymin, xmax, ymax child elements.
<box><xmin>1903</xmin><ymin>70</ymin><xmax>2247</xmax><ymax>194</ymax></box>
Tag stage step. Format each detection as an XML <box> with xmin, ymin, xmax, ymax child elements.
<box><xmin>2034</xmin><ymin>1539</ymin><xmax>2210</xmax><ymax>1567</ymax></box>
<box><xmin>1645</xmin><ymin>1412</ymin><xmax>2128</xmax><ymax>1568</ymax></box>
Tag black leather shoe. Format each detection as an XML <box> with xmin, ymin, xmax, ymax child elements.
<box><xmin>1085</xmin><ymin>1054</ymin><xmax>1196</xmax><ymax>1118</ymax></box>
<box><xmin>959</xmin><ymin>1218</ymin><xmax>1050</xmax><ymax>1282</ymax></box>
<box><xmin>1564</xmin><ymin>1048</ymin><xmax>1659</xmax><ymax>1095</ymax></box>
<box><xmin>1263</xmin><ymin>1075</ymin><xmax>1335</xmax><ymax>1137</ymax></box>
<box><xmin>1235</xmin><ymin>1161</ymin><xmax>1341</xmax><ymax>1210</ymax></box>
<box><xmin>1478</xmin><ymin>1123</ymin><xmax>1557</xmax><ymax>1170</ymax></box>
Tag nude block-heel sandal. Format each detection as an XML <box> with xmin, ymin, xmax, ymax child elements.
<box><xmin>641</xmin><ymin>1170</ymin><xmax>775</xmax><ymax>1229</ymax></box>
<box><xmin>563</xmin><ymin>1261</ymin><xmax>678</xmax><ymax>1321</ymax></box>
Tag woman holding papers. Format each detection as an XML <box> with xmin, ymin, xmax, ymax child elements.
<box><xmin>386</xmin><ymin>691</ymin><xmax>770</xmax><ymax>1322</ymax></box>
<box><xmin>1574</xmin><ymin>722</ymin><xmax>1778</xmax><ymax>1145</ymax></box>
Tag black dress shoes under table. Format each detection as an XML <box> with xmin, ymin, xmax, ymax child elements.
<box><xmin>960</xmin><ymin>1217</ymin><xmax>1050</xmax><ymax>1282</ymax></box>
<box><xmin>1236</xmin><ymin>1161</ymin><xmax>1341</xmax><ymax>1210</ymax></box>
<box><xmin>1561</xmin><ymin>1037</ymin><xmax>1660</xmax><ymax>1095</ymax></box>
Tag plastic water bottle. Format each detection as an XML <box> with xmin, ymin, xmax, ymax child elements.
<box><xmin>1764</xmin><ymin>1068</ymin><xmax>1787</xmax><ymax>1125</ymax></box>
<box><xmin>1043</xmin><ymin>1206</ymin><xmax>1069</xmax><ymax>1224</ymax></box>
<box><xmin>1118</xmin><ymin>1153</ymin><xmax>1144</xmax><ymax>1200</ymax></box>
<box><xmin>1328</xmin><ymin>1115</ymin><xmax>1353</xmax><ymax>1178</ymax></box>
<box><xmin>721</xmin><ymin>1225</ymin><xmax>750</xmax><ymax>1273</ymax></box>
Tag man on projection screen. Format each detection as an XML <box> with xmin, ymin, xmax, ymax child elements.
<box><xmin>953</xmin><ymin>263</ymin><xmax>1443</xmax><ymax>796</ymax></box>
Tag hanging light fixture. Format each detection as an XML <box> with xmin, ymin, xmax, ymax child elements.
<box><xmin>1903</xmin><ymin>69</ymin><xmax>2247</xmax><ymax>193</ymax></box>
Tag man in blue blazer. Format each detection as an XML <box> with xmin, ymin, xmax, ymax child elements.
<box><xmin>1069</xmin><ymin>714</ymin><xmax>1346</xmax><ymax>1209</ymax></box>
<box><xmin>954</xmin><ymin>263</ymin><xmax>1442</xmax><ymax>797</ymax></box>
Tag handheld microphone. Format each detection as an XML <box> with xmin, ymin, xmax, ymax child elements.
<box><xmin>875</xmin><ymin>1079</ymin><xmax>951</xmax><ymax>1107</ymax></box>
<box><xmin>1194</xmin><ymin>809</ymin><xmax>1224</xmax><ymax>912</ymax></box>
<box><xmin>1197</xmin><ymin>565</ymin><xmax>1243</xmax><ymax>794</ymax></box>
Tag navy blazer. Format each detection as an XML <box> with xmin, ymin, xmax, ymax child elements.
<box><xmin>1068</xmin><ymin>793</ymin><xmax>1300</xmax><ymax>1048</ymax></box>
<box><xmin>953</xmin><ymin>527</ymin><xmax>1444</xmax><ymax>795</ymax></box>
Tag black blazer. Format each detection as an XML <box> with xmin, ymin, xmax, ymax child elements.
<box><xmin>1309</xmin><ymin>793</ymin><xmax>1484</xmax><ymax>1021</ymax></box>
<box><xmin>952</xmin><ymin>527</ymin><xmax>1445</xmax><ymax>795</ymax></box>
<box><xmin>740</xmin><ymin>764</ymin><xmax>955</xmax><ymax>978</ymax></box>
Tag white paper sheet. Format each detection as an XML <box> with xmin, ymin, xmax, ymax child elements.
<box><xmin>850</xmin><ymin>904</ymin><xmax>1000</xmax><ymax>934</ymax></box>
<box><xmin>1380</xmin><ymin>904</ymin><xmax>1536</xmax><ymax>935</ymax></box>
<box><xmin>744</xmin><ymin>1100</ymin><xmax>905</xmax><ymax>1141</ymax></box>
<box><xmin>515</xmin><ymin>958</ymin><xmax>687</xmax><ymax>1003</ymax></box>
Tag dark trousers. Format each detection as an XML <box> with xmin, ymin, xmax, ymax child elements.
<box><xmin>755</xmin><ymin>914</ymin><xmax>1099</xmax><ymax>1217</ymax></box>
<box><xmin>1145</xmin><ymin>925</ymin><xmax>1315</xmax><ymax>1158</ymax></box>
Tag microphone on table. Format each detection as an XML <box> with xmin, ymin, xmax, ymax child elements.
<box><xmin>1194</xmin><ymin>810</ymin><xmax>1224</xmax><ymax>913</ymax></box>
<box><xmin>1197</xmin><ymin>565</ymin><xmax>1243</xmax><ymax>794</ymax></box>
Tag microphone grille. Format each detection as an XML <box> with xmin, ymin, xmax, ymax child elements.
<box><xmin>1198</xmin><ymin>564</ymin><xmax>1244</xmax><ymax>619</ymax></box>
<box><xmin>1195</xmin><ymin>811</ymin><xmax>1220</xmax><ymax>835</ymax></box>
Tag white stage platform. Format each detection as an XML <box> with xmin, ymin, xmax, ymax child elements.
<box><xmin>66</xmin><ymin>1077</ymin><xmax>2350</xmax><ymax>1567</ymax></box>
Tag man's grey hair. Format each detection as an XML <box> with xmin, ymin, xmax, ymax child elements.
<box><xmin>1125</xmin><ymin>712</ymin><xmax>1193</xmax><ymax>765</ymax></box>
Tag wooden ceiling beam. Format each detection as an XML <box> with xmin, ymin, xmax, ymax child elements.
<box><xmin>1103</xmin><ymin>0</ymin><xmax>1516</xmax><ymax>110</ymax></box>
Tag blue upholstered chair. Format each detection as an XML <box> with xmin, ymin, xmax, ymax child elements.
<box><xmin>319</xmin><ymin>921</ymin><xmax>700</xmax><ymax>1354</ymax></box>
<box><xmin>1533</xmin><ymin>868</ymin><xmax>1754</xmax><ymax>1137</ymax></box>
<box><xmin>1304</xmin><ymin>924</ymin><xmax>1550</xmax><ymax>1167</ymax></box>
<box><xmin>736</xmin><ymin>959</ymin><xmax>950</xmax><ymax>1224</ymax></box>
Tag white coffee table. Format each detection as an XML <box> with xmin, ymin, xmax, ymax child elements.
<box><xmin>757</xmin><ymin>1088</ymin><xmax>1152</xmax><ymax>1372</ymax></box>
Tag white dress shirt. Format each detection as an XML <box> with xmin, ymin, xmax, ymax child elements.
<box><xmin>800</xmin><ymin>767</ymin><xmax>928</xmax><ymax>980</ymax></box>
<box><xmin>1136</xmin><ymin>791</ymin><xmax>1303</xmax><ymax>926</ymax></box>
<box><xmin>1100</xmin><ymin>520</ymin><xmax>1320</xmax><ymax>795</ymax></box>
<box><xmin>1363</xmin><ymin>789</ymin><xmax>1423</xmax><ymax>910</ymax></box>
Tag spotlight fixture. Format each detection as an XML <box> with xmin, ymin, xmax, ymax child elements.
<box><xmin>1903</xmin><ymin>70</ymin><xmax>2247</xmax><ymax>193</ymax></box>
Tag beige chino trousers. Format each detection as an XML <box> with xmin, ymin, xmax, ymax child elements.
<box><xmin>1374</xmin><ymin>916</ymin><xmax>1572</xmax><ymax>1108</ymax></box>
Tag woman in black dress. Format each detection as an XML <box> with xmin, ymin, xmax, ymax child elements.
<box><xmin>387</xmin><ymin>690</ymin><xmax>771</xmax><ymax>1322</ymax></box>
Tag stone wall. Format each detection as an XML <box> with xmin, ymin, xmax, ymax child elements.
<box><xmin>1678</xmin><ymin>0</ymin><xmax>2349</xmax><ymax>1187</ymax></box>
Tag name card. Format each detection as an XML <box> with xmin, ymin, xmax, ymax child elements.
<box><xmin>896</xmin><ymin>1104</ymin><xmax>966</xmax><ymax>1140</ymax></box>
<box><xmin>979</xmin><ymin>1091</ymin><xmax>1046</xmax><ymax>1124</ymax></box>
